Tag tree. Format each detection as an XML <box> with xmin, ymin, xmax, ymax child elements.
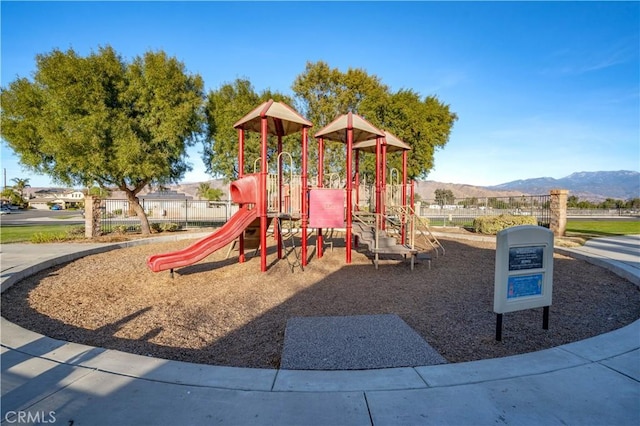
<box><xmin>86</xmin><ymin>186</ymin><xmax>111</xmax><ymax>198</ymax></box>
<box><xmin>202</xmin><ymin>62</ymin><xmax>457</xmax><ymax>183</ymax></box>
<box><xmin>1</xmin><ymin>187</ymin><xmax>23</xmax><ymax>206</ymax></box>
<box><xmin>10</xmin><ymin>177</ymin><xmax>30</xmax><ymax>206</ymax></box>
<box><xmin>567</xmin><ymin>195</ymin><xmax>580</xmax><ymax>207</ymax></box>
<box><xmin>196</xmin><ymin>182</ymin><xmax>223</xmax><ymax>201</ymax></box>
<box><xmin>292</xmin><ymin>61</ymin><xmax>457</xmax><ymax>180</ymax></box>
<box><xmin>1</xmin><ymin>46</ymin><xmax>205</xmax><ymax>234</ymax></box>
<box><xmin>203</xmin><ymin>78</ymin><xmax>298</xmax><ymax>180</ymax></box>
<box><xmin>434</xmin><ymin>188</ymin><xmax>455</xmax><ymax>205</ymax></box>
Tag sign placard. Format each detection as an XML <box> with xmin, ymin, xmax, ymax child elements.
<box><xmin>493</xmin><ymin>225</ymin><xmax>554</xmax><ymax>340</ymax></box>
<box><xmin>508</xmin><ymin>246</ymin><xmax>544</xmax><ymax>271</ymax></box>
<box><xmin>507</xmin><ymin>273</ymin><xmax>543</xmax><ymax>299</ymax></box>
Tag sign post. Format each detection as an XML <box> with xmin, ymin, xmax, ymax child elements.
<box><xmin>494</xmin><ymin>225</ymin><xmax>554</xmax><ymax>341</ymax></box>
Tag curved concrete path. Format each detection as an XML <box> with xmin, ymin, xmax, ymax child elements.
<box><xmin>1</xmin><ymin>235</ymin><xmax>639</xmax><ymax>425</ymax></box>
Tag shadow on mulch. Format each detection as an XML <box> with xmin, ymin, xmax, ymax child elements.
<box><xmin>2</xmin><ymin>238</ymin><xmax>639</xmax><ymax>369</ymax></box>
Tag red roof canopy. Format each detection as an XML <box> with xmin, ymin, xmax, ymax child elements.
<box><xmin>233</xmin><ymin>99</ymin><xmax>312</xmax><ymax>136</ymax></box>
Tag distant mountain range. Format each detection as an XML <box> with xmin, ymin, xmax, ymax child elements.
<box><xmin>25</xmin><ymin>170</ymin><xmax>639</xmax><ymax>202</ymax></box>
<box><xmin>486</xmin><ymin>170</ymin><xmax>639</xmax><ymax>201</ymax></box>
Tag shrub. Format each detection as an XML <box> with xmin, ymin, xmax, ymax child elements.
<box><xmin>473</xmin><ymin>215</ymin><xmax>538</xmax><ymax>235</ymax></box>
<box><xmin>66</xmin><ymin>226</ymin><xmax>85</xmax><ymax>238</ymax></box>
<box><xmin>113</xmin><ymin>225</ymin><xmax>129</xmax><ymax>235</ymax></box>
<box><xmin>30</xmin><ymin>232</ymin><xmax>67</xmax><ymax>243</ymax></box>
<box><xmin>160</xmin><ymin>222</ymin><xmax>180</xmax><ymax>232</ymax></box>
<box><xmin>150</xmin><ymin>222</ymin><xmax>162</xmax><ymax>233</ymax></box>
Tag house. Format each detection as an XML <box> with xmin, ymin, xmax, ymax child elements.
<box><xmin>28</xmin><ymin>189</ymin><xmax>85</xmax><ymax>210</ymax></box>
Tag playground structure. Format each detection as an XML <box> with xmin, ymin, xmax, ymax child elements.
<box><xmin>147</xmin><ymin>100</ymin><xmax>443</xmax><ymax>275</ymax></box>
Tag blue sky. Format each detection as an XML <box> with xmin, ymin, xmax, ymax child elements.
<box><xmin>1</xmin><ymin>1</ymin><xmax>638</xmax><ymax>188</ymax></box>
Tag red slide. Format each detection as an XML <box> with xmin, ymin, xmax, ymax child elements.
<box><xmin>146</xmin><ymin>206</ymin><xmax>257</xmax><ymax>272</ymax></box>
<box><xmin>147</xmin><ymin>174</ymin><xmax>259</xmax><ymax>273</ymax></box>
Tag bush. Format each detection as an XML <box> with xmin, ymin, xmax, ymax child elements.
<box><xmin>473</xmin><ymin>215</ymin><xmax>538</xmax><ymax>235</ymax></box>
<box><xmin>150</xmin><ymin>222</ymin><xmax>162</xmax><ymax>233</ymax></box>
<box><xmin>160</xmin><ymin>222</ymin><xmax>180</xmax><ymax>232</ymax></box>
<box><xmin>66</xmin><ymin>226</ymin><xmax>85</xmax><ymax>238</ymax></box>
<box><xmin>29</xmin><ymin>226</ymin><xmax>87</xmax><ymax>243</ymax></box>
<box><xmin>30</xmin><ymin>232</ymin><xmax>67</xmax><ymax>243</ymax></box>
<box><xmin>113</xmin><ymin>225</ymin><xmax>129</xmax><ymax>235</ymax></box>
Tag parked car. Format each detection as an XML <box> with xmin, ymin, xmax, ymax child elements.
<box><xmin>0</xmin><ymin>205</ymin><xmax>11</xmax><ymax>215</ymax></box>
<box><xmin>51</xmin><ymin>204</ymin><xmax>62</xmax><ymax>210</ymax></box>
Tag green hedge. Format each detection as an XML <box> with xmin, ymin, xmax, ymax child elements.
<box><xmin>473</xmin><ymin>215</ymin><xmax>538</xmax><ymax>235</ymax></box>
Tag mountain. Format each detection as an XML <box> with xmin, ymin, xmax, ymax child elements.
<box><xmin>23</xmin><ymin>171</ymin><xmax>639</xmax><ymax>202</ymax></box>
<box><xmin>487</xmin><ymin>170</ymin><xmax>640</xmax><ymax>201</ymax></box>
<box><xmin>413</xmin><ymin>181</ymin><xmax>525</xmax><ymax>201</ymax></box>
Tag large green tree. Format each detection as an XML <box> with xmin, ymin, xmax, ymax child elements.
<box><xmin>293</xmin><ymin>61</ymin><xmax>457</xmax><ymax>180</ymax></box>
<box><xmin>0</xmin><ymin>46</ymin><xmax>204</xmax><ymax>234</ymax></box>
<box><xmin>203</xmin><ymin>78</ymin><xmax>299</xmax><ymax>180</ymax></box>
<box><xmin>203</xmin><ymin>62</ymin><xmax>457</xmax><ymax>184</ymax></box>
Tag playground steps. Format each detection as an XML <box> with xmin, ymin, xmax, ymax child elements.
<box><xmin>351</xmin><ymin>220</ymin><xmax>418</xmax><ymax>270</ymax></box>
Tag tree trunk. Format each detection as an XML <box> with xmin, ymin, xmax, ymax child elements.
<box><xmin>124</xmin><ymin>190</ymin><xmax>151</xmax><ymax>235</ymax></box>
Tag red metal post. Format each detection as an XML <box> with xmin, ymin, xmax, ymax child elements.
<box><xmin>238</xmin><ymin>128</ymin><xmax>246</xmax><ymax>263</ymax></box>
<box><xmin>346</xmin><ymin>114</ymin><xmax>353</xmax><ymax>263</ymax></box>
<box><xmin>301</xmin><ymin>127</ymin><xmax>309</xmax><ymax>266</ymax></box>
<box><xmin>260</xmin><ymin>116</ymin><xmax>268</xmax><ymax>272</ymax></box>
<box><xmin>317</xmin><ymin>137</ymin><xmax>324</xmax><ymax>259</ymax></box>
<box><xmin>375</xmin><ymin>137</ymin><xmax>382</xmax><ymax>217</ymax></box>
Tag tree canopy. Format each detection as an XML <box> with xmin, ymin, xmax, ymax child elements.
<box><xmin>0</xmin><ymin>46</ymin><xmax>205</xmax><ymax>234</ymax></box>
<box><xmin>204</xmin><ymin>61</ymin><xmax>457</xmax><ymax>183</ymax></box>
<box><xmin>292</xmin><ymin>61</ymin><xmax>458</xmax><ymax>180</ymax></box>
<box><xmin>203</xmin><ymin>78</ymin><xmax>300</xmax><ymax>180</ymax></box>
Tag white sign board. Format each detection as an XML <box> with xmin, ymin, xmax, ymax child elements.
<box><xmin>494</xmin><ymin>225</ymin><xmax>554</xmax><ymax>314</ymax></box>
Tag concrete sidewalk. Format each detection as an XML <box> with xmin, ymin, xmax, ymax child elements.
<box><xmin>1</xmin><ymin>235</ymin><xmax>639</xmax><ymax>425</ymax></box>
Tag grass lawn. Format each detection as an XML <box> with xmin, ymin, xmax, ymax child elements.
<box><xmin>565</xmin><ymin>220</ymin><xmax>640</xmax><ymax>238</ymax></box>
<box><xmin>0</xmin><ymin>224</ymin><xmax>82</xmax><ymax>244</ymax></box>
<box><xmin>1</xmin><ymin>219</ymin><xmax>637</xmax><ymax>244</ymax></box>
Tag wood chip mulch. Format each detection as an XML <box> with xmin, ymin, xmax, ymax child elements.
<box><xmin>2</xmin><ymin>236</ymin><xmax>638</xmax><ymax>369</ymax></box>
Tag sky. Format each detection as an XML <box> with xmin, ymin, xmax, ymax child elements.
<box><xmin>1</xmin><ymin>1</ymin><xmax>639</xmax><ymax>188</ymax></box>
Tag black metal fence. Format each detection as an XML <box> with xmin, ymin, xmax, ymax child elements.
<box><xmin>418</xmin><ymin>195</ymin><xmax>551</xmax><ymax>228</ymax></box>
<box><xmin>100</xmin><ymin>194</ymin><xmax>552</xmax><ymax>232</ymax></box>
<box><xmin>100</xmin><ymin>199</ymin><xmax>236</xmax><ymax>233</ymax></box>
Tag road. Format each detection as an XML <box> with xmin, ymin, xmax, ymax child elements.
<box><xmin>0</xmin><ymin>209</ymin><xmax>84</xmax><ymax>226</ymax></box>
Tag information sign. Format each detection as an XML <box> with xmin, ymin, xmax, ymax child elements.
<box><xmin>494</xmin><ymin>225</ymin><xmax>554</xmax><ymax>340</ymax></box>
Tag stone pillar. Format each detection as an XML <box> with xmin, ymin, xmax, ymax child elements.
<box><xmin>549</xmin><ymin>189</ymin><xmax>568</xmax><ymax>237</ymax></box>
<box><xmin>84</xmin><ymin>196</ymin><xmax>102</xmax><ymax>238</ymax></box>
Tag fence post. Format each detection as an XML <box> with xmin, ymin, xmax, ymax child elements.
<box><xmin>84</xmin><ymin>196</ymin><xmax>102</xmax><ymax>238</ymax></box>
<box><xmin>549</xmin><ymin>189</ymin><xmax>568</xmax><ymax>237</ymax></box>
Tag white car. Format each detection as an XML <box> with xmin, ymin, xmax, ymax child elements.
<box><xmin>0</xmin><ymin>206</ymin><xmax>11</xmax><ymax>215</ymax></box>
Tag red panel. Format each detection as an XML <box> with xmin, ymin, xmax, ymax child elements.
<box><xmin>309</xmin><ymin>189</ymin><xmax>345</xmax><ymax>229</ymax></box>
